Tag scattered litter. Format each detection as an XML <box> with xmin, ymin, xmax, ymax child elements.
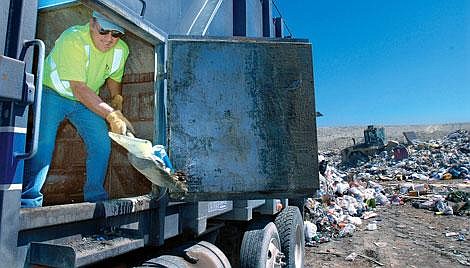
<box><xmin>363</xmin><ymin>212</ymin><xmax>378</xmax><ymax>219</ymax></box>
<box><xmin>445</xmin><ymin>232</ymin><xmax>459</xmax><ymax>237</ymax></box>
<box><xmin>304</xmin><ymin>220</ymin><xmax>317</xmax><ymax>242</ymax></box>
<box><xmin>339</xmin><ymin>223</ymin><xmax>356</xmax><ymax>237</ymax></box>
<box><xmin>358</xmin><ymin>252</ymin><xmax>384</xmax><ymax>266</ymax></box>
<box><xmin>345</xmin><ymin>252</ymin><xmax>357</xmax><ymax>261</ymax></box>
<box><xmin>373</xmin><ymin>241</ymin><xmax>388</xmax><ymax>248</ymax></box>
<box><xmin>304</xmin><ymin>129</ymin><xmax>470</xmax><ymax>249</ymax></box>
<box><xmin>366</xmin><ymin>223</ymin><xmax>377</xmax><ymax>231</ymax></box>
<box><xmin>316</xmin><ymin>250</ymin><xmax>384</xmax><ymax>266</ymax></box>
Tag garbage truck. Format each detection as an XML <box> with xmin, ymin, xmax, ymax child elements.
<box><xmin>0</xmin><ymin>0</ymin><xmax>318</xmax><ymax>267</ymax></box>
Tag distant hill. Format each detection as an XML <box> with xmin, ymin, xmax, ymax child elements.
<box><xmin>316</xmin><ymin>122</ymin><xmax>470</xmax><ymax>151</ymax></box>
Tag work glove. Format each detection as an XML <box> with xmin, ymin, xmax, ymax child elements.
<box><xmin>111</xmin><ymin>94</ymin><xmax>123</xmax><ymax>111</ymax></box>
<box><xmin>106</xmin><ymin>110</ymin><xmax>135</xmax><ymax>136</ymax></box>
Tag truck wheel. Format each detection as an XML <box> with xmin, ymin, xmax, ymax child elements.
<box><xmin>183</xmin><ymin>241</ymin><xmax>231</xmax><ymax>267</ymax></box>
<box><xmin>139</xmin><ymin>241</ymin><xmax>230</xmax><ymax>268</ymax></box>
<box><xmin>240</xmin><ymin>222</ymin><xmax>283</xmax><ymax>268</ymax></box>
<box><xmin>274</xmin><ymin>206</ymin><xmax>304</xmax><ymax>268</ymax></box>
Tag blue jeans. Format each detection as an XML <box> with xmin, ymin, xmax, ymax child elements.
<box><xmin>21</xmin><ymin>87</ymin><xmax>110</xmax><ymax>207</ymax></box>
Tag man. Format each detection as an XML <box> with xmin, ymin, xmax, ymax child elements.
<box><xmin>21</xmin><ymin>11</ymin><xmax>134</xmax><ymax>208</ymax></box>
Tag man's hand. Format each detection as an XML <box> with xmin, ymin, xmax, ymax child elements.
<box><xmin>111</xmin><ymin>94</ymin><xmax>123</xmax><ymax>111</ymax></box>
<box><xmin>106</xmin><ymin>110</ymin><xmax>135</xmax><ymax>135</ymax></box>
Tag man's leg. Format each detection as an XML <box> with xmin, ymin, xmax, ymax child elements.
<box><xmin>22</xmin><ymin>89</ymin><xmax>67</xmax><ymax>207</ymax></box>
<box><xmin>68</xmin><ymin>104</ymin><xmax>110</xmax><ymax>202</ymax></box>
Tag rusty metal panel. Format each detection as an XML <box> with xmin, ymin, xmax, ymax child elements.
<box><xmin>167</xmin><ymin>36</ymin><xmax>319</xmax><ymax>201</ymax></box>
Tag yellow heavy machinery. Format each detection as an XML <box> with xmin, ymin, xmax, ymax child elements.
<box><xmin>341</xmin><ymin>125</ymin><xmax>386</xmax><ymax>165</ymax></box>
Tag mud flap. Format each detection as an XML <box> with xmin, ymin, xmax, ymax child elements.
<box><xmin>108</xmin><ymin>133</ymin><xmax>188</xmax><ymax>197</ymax></box>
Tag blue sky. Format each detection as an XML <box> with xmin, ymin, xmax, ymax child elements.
<box><xmin>276</xmin><ymin>0</ymin><xmax>470</xmax><ymax>127</ymax></box>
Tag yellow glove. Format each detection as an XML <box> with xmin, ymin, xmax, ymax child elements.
<box><xmin>111</xmin><ymin>94</ymin><xmax>123</xmax><ymax>111</ymax></box>
<box><xmin>106</xmin><ymin>110</ymin><xmax>135</xmax><ymax>135</ymax></box>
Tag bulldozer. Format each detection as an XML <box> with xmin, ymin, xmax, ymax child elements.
<box><xmin>341</xmin><ymin>125</ymin><xmax>386</xmax><ymax>165</ymax></box>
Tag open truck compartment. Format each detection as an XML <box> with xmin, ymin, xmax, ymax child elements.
<box><xmin>36</xmin><ymin>3</ymin><xmax>160</xmax><ymax>204</ymax></box>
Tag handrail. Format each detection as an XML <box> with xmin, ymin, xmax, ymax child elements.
<box><xmin>15</xmin><ymin>39</ymin><xmax>45</xmax><ymax>160</ymax></box>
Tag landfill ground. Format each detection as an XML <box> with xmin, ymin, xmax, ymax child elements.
<box><xmin>305</xmin><ymin>187</ymin><xmax>470</xmax><ymax>267</ymax></box>
<box><xmin>305</xmin><ymin>125</ymin><xmax>470</xmax><ymax>268</ymax></box>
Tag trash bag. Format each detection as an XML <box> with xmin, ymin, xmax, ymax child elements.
<box><xmin>108</xmin><ymin>132</ymin><xmax>187</xmax><ymax>195</ymax></box>
<box><xmin>435</xmin><ymin>200</ymin><xmax>453</xmax><ymax>215</ymax></box>
<box><xmin>304</xmin><ymin>220</ymin><xmax>317</xmax><ymax>241</ymax></box>
<box><xmin>446</xmin><ymin>191</ymin><xmax>470</xmax><ymax>215</ymax></box>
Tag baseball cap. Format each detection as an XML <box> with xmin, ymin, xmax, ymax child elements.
<box><xmin>92</xmin><ymin>11</ymin><xmax>125</xmax><ymax>34</ymax></box>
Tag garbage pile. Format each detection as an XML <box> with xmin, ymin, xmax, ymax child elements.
<box><xmin>304</xmin><ymin>129</ymin><xmax>470</xmax><ymax>246</ymax></box>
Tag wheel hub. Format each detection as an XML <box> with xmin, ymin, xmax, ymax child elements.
<box><xmin>266</xmin><ymin>238</ymin><xmax>285</xmax><ymax>267</ymax></box>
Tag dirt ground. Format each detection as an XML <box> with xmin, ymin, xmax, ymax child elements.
<box><xmin>304</xmin><ymin>196</ymin><xmax>470</xmax><ymax>268</ymax></box>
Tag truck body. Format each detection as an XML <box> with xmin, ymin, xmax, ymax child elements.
<box><xmin>0</xmin><ymin>0</ymin><xmax>318</xmax><ymax>267</ymax></box>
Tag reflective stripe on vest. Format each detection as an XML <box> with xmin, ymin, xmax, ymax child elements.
<box><xmin>49</xmin><ymin>57</ymin><xmax>74</xmax><ymax>98</ymax></box>
<box><xmin>111</xmin><ymin>48</ymin><xmax>123</xmax><ymax>74</ymax></box>
<box><xmin>84</xmin><ymin>45</ymin><xmax>90</xmax><ymax>68</ymax></box>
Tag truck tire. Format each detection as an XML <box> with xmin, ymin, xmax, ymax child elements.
<box><xmin>240</xmin><ymin>222</ymin><xmax>282</xmax><ymax>268</ymax></box>
<box><xmin>288</xmin><ymin>199</ymin><xmax>306</xmax><ymax>217</ymax></box>
<box><xmin>274</xmin><ymin>206</ymin><xmax>304</xmax><ymax>268</ymax></box>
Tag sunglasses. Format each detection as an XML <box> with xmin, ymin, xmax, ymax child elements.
<box><xmin>94</xmin><ymin>20</ymin><xmax>124</xmax><ymax>38</ymax></box>
<box><xmin>98</xmin><ymin>28</ymin><xmax>124</xmax><ymax>38</ymax></box>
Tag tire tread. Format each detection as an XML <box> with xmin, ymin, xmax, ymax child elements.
<box><xmin>274</xmin><ymin>206</ymin><xmax>304</xmax><ymax>268</ymax></box>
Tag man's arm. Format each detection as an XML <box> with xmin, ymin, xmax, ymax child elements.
<box><xmin>106</xmin><ymin>78</ymin><xmax>124</xmax><ymax>111</ymax></box>
<box><xmin>70</xmin><ymin>80</ymin><xmax>135</xmax><ymax>135</ymax></box>
<box><xmin>70</xmin><ymin>80</ymin><xmax>113</xmax><ymax>118</ymax></box>
<box><xmin>106</xmin><ymin>78</ymin><xmax>122</xmax><ymax>98</ymax></box>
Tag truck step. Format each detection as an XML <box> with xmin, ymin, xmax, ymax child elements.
<box><xmin>29</xmin><ymin>235</ymin><xmax>144</xmax><ymax>267</ymax></box>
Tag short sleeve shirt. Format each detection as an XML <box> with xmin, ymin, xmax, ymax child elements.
<box><xmin>43</xmin><ymin>23</ymin><xmax>129</xmax><ymax>100</ymax></box>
